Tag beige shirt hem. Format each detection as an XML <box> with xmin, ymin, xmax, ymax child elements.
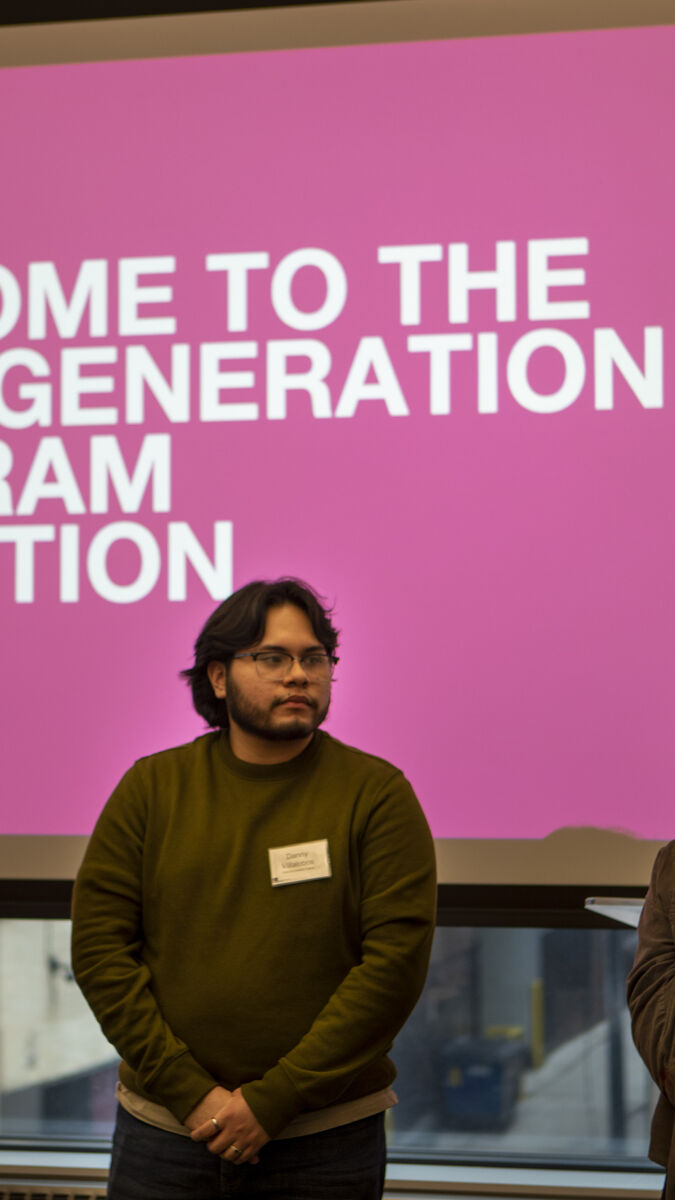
<box><xmin>116</xmin><ymin>1080</ymin><xmax>397</xmax><ymax>1140</ymax></box>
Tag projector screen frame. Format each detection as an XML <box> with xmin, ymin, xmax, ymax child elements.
<box><xmin>1</xmin><ymin>0</ymin><xmax>674</xmax><ymax>68</ymax></box>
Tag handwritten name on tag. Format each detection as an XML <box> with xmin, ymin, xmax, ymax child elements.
<box><xmin>269</xmin><ymin>839</ymin><xmax>332</xmax><ymax>887</ymax></box>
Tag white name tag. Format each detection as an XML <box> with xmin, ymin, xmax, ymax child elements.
<box><xmin>269</xmin><ymin>839</ymin><xmax>332</xmax><ymax>887</ymax></box>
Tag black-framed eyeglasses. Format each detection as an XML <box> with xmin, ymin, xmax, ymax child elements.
<box><xmin>231</xmin><ymin>651</ymin><xmax>339</xmax><ymax>682</ymax></box>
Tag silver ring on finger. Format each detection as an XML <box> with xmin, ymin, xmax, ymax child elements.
<box><xmin>230</xmin><ymin>1145</ymin><xmax>243</xmax><ymax>1159</ymax></box>
<box><xmin>211</xmin><ymin>1117</ymin><xmax>221</xmax><ymax>1131</ymax></box>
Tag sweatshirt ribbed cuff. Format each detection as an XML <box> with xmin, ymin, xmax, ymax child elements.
<box><xmin>144</xmin><ymin>1053</ymin><xmax>217</xmax><ymax>1124</ymax></box>
<box><xmin>241</xmin><ymin>1064</ymin><xmax>306</xmax><ymax>1139</ymax></box>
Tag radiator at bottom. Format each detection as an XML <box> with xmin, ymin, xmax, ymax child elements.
<box><xmin>0</xmin><ymin>1187</ymin><xmax>106</xmax><ymax>1198</ymax></box>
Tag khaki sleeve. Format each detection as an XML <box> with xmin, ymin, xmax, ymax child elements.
<box><xmin>627</xmin><ymin>843</ymin><xmax>675</xmax><ymax>1105</ymax></box>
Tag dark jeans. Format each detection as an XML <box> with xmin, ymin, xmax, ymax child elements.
<box><xmin>107</xmin><ymin>1105</ymin><xmax>387</xmax><ymax>1200</ymax></box>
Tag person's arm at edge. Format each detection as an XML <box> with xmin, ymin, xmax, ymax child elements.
<box><xmin>627</xmin><ymin>843</ymin><xmax>675</xmax><ymax>1104</ymax></box>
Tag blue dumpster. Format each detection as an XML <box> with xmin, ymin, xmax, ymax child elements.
<box><xmin>442</xmin><ymin>1036</ymin><xmax>523</xmax><ymax>1130</ymax></box>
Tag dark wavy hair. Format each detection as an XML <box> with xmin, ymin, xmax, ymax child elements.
<box><xmin>180</xmin><ymin>578</ymin><xmax>339</xmax><ymax>730</ymax></box>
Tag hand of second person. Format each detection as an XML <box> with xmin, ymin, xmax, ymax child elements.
<box><xmin>190</xmin><ymin>1088</ymin><xmax>269</xmax><ymax>1165</ymax></box>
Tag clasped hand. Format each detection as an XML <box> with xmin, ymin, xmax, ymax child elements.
<box><xmin>186</xmin><ymin>1085</ymin><xmax>269</xmax><ymax>1165</ymax></box>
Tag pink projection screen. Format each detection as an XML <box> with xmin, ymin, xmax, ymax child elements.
<box><xmin>0</xmin><ymin>26</ymin><xmax>673</xmax><ymax>842</ymax></box>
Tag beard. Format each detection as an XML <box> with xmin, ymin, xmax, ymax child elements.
<box><xmin>225</xmin><ymin>675</ymin><xmax>330</xmax><ymax>742</ymax></box>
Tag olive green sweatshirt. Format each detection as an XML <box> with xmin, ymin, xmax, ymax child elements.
<box><xmin>71</xmin><ymin>730</ymin><xmax>436</xmax><ymax>1139</ymax></box>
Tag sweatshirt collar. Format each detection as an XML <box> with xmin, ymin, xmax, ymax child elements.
<box><xmin>216</xmin><ymin>728</ymin><xmax>324</xmax><ymax>780</ymax></box>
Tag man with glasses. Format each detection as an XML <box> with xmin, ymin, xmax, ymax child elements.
<box><xmin>72</xmin><ymin>577</ymin><xmax>436</xmax><ymax>1200</ymax></box>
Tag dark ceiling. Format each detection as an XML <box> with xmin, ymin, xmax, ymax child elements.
<box><xmin>1</xmin><ymin>0</ymin><xmax>358</xmax><ymax>25</ymax></box>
